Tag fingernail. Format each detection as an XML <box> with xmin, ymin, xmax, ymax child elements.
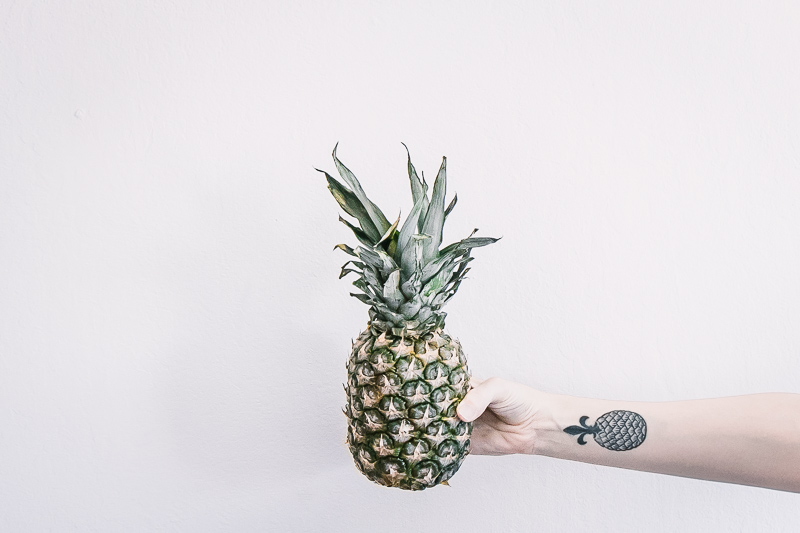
<box><xmin>457</xmin><ymin>402</ymin><xmax>475</xmax><ymax>421</ymax></box>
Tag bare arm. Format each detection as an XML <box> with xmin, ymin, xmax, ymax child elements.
<box><xmin>457</xmin><ymin>378</ymin><xmax>800</xmax><ymax>493</ymax></box>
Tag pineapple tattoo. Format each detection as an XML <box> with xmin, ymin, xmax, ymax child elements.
<box><xmin>320</xmin><ymin>144</ymin><xmax>498</xmax><ymax>490</ymax></box>
<box><xmin>564</xmin><ymin>410</ymin><xmax>647</xmax><ymax>451</ymax></box>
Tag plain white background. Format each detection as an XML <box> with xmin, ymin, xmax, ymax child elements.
<box><xmin>2</xmin><ymin>1</ymin><xmax>799</xmax><ymax>531</ymax></box>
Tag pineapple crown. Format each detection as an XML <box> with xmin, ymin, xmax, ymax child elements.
<box><xmin>319</xmin><ymin>143</ymin><xmax>499</xmax><ymax>337</ymax></box>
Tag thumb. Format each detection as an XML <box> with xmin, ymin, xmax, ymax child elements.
<box><xmin>457</xmin><ymin>377</ymin><xmax>510</xmax><ymax>422</ymax></box>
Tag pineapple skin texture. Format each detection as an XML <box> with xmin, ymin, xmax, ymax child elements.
<box><xmin>345</xmin><ymin>326</ymin><xmax>472</xmax><ymax>490</ymax></box>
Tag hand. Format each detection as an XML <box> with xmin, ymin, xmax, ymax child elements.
<box><xmin>456</xmin><ymin>377</ymin><xmax>549</xmax><ymax>456</ymax></box>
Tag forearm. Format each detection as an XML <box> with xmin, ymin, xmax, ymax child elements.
<box><xmin>533</xmin><ymin>393</ymin><xmax>800</xmax><ymax>492</ymax></box>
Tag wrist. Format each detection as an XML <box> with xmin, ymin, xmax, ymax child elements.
<box><xmin>528</xmin><ymin>391</ymin><xmax>571</xmax><ymax>457</ymax></box>
<box><xmin>530</xmin><ymin>393</ymin><xmax>627</xmax><ymax>458</ymax></box>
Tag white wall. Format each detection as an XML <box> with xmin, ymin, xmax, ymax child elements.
<box><xmin>2</xmin><ymin>1</ymin><xmax>799</xmax><ymax>531</ymax></box>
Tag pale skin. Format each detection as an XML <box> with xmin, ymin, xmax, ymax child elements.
<box><xmin>456</xmin><ymin>377</ymin><xmax>800</xmax><ymax>493</ymax></box>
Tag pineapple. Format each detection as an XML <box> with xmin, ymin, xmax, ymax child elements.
<box><xmin>319</xmin><ymin>144</ymin><xmax>498</xmax><ymax>490</ymax></box>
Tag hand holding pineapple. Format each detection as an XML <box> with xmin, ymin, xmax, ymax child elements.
<box><xmin>458</xmin><ymin>377</ymin><xmax>800</xmax><ymax>493</ymax></box>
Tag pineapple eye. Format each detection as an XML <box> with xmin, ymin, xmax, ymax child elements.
<box><xmin>425</xmin><ymin>421</ymin><xmax>447</xmax><ymax>437</ymax></box>
<box><xmin>357</xmin><ymin>445</ymin><xmax>377</xmax><ymax>464</ymax></box>
<box><xmin>430</xmin><ymin>385</ymin><xmax>455</xmax><ymax>403</ymax></box>
<box><xmin>401</xmin><ymin>380</ymin><xmax>431</xmax><ymax>398</ymax></box>
<box><xmin>438</xmin><ymin>463</ymin><xmax>460</xmax><ymax>484</ymax></box>
<box><xmin>368</xmin><ymin>433</ymin><xmax>396</xmax><ymax>454</ymax></box>
<box><xmin>377</xmin><ymin>372</ymin><xmax>402</xmax><ymax>394</ymax></box>
<box><xmin>348</xmin><ymin>395</ymin><xmax>364</xmax><ymax>416</ymax></box>
<box><xmin>436</xmin><ymin>439</ymin><xmax>461</xmax><ymax>459</ymax></box>
<box><xmin>369</xmin><ymin>347</ymin><xmax>396</xmax><ymax>365</ymax></box>
<box><xmin>387</xmin><ymin>419</ymin><xmax>416</xmax><ymax>443</ymax></box>
<box><xmin>423</xmin><ymin>362</ymin><xmax>447</xmax><ymax>380</ymax></box>
<box><xmin>448</xmin><ymin>368</ymin><xmax>468</xmax><ymax>388</ymax></box>
<box><xmin>401</xmin><ymin>439</ymin><xmax>431</xmax><ymax>459</ymax></box>
<box><xmin>441</xmin><ymin>402</ymin><xmax>459</xmax><ymax>418</ymax></box>
<box><xmin>377</xmin><ymin>457</ymin><xmax>408</xmax><ymax>481</ymax></box>
<box><xmin>363</xmin><ymin>409</ymin><xmax>386</xmax><ymax>427</ymax></box>
<box><xmin>360</xmin><ymin>386</ymin><xmax>381</xmax><ymax>407</ymax></box>
<box><xmin>354</xmin><ymin>363</ymin><xmax>375</xmax><ymax>386</ymax></box>
<box><xmin>448</xmin><ymin>419</ymin><xmax>470</xmax><ymax>437</ymax></box>
<box><xmin>409</xmin><ymin>402</ymin><xmax>440</xmax><ymax>423</ymax></box>
<box><xmin>350</xmin><ymin>420</ymin><xmax>367</xmax><ymax>441</ymax></box>
<box><xmin>378</xmin><ymin>396</ymin><xmax>407</xmax><ymax>420</ymax></box>
<box><xmin>411</xmin><ymin>460</ymin><xmax>440</xmax><ymax>482</ymax></box>
<box><xmin>394</xmin><ymin>357</ymin><xmax>424</xmax><ymax>380</ymax></box>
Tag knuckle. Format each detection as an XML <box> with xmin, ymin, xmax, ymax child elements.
<box><xmin>484</xmin><ymin>376</ymin><xmax>505</xmax><ymax>388</ymax></box>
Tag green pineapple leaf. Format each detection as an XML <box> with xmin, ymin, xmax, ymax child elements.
<box><xmin>333</xmin><ymin>144</ymin><xmax>391</xmax><ymax>235</ymax></box>
<box><xmin>422</xmin><ymin>261</ymin><xmax>458</xmax><ymax>302</ymax></box>
<box><xmin>338</xmin><ymin>215</ymin><xmax>374</xmax><ymax>247</ymax></box>
<box><xmin>382</xmin><ymin>270</ymin><xmax>405</xmax><ymax>311</ymax></box>
<box><xmin>398</xmin><ymin>294</ymin><xmax>423</xmax><ymax>318</ymax></box>
<box><xmin>400</xmin><ymin>268</ymin><xmax>422</xmax><ymax>300</ymax></box>
<box><xmin>373</xmin><ymin>247</ymin><xmax>400</xmax><ymax>279</ymax></box>
<box><xmin>339</xmin><ymin>259</ymin><xmax>364</xmax><ymax>279</ymax></box>
<box><xmin>444</xmin><ymin>193</ymin><xmax>457</xmax><ymax>220</ymax></box>
<box><xmin>339</xmin><ymin>267</ymin><xmax>360</xmax><ymax>279</ymax></box>
<box><xmin>333</xmin><ymin>243</ymin><xmax>358</xmax><ymax>257</ymax></box>
<box><xmin>321</xmin><ymin>169</ymin><xmax>382</xmax><ymax>243</ymax></box>
<box><xmin>351</xmin><ymin>277</ymin><xmax>369</xmax><ymax>294</ymax></box>
<box><xmin>401</xmin><ymin>142</ymin><xmax>429</xmax><ymax>225</ymax></box>
<box><xmin>362</xmin><ymin>266</ymin><xmax>383</xmax><ymax>294</ymax></box>
<box><xmin>395</xmin><ymin>192</ymin><xmax>428</xmax><ymax>266</ymax></box>
<box><xmin>373</xmin><ymin>302</ymin><xmax>406</xmax><ymax>325</ymax></box>
<box><xmin>419</xmin><ymin>239</ymin><xmax>475</xmax><ymax>285</ymax></box>
<box><xmin>417</xmin><ymin>171</ymin><xmax>430</xmax><ymax>233</ymax></box>
<box><xmin>349</xmin><ymin>292</ymin><xmax>374</xmax><ymax>305</ymax></box>
<box><xmin>376</xmin><ymin>212</ymin><xmax>401</xmax><ymax>247</ymax></box>
<box><xmin>419</xmin><ymin>157</ymin><xmax>447</xmax><ymax>264</ymax></box>
<box><xmin>400</xmin><ymin>233</ymin><xmax>430</xmax><ymax>279</ymax></box>
<box><xmin>386</xmin><ymin>233</ymin><xmax>399</xmax><ymax>258</ymax></box>
<box><xmin>439</xmin><ymin>235</ymin><xmax>501</xmax><ymax>257</ymax></box>
<box><xmin>357</xmin><ymin>247</ymin><xmax>398</xmax><ymax>281</ymax></box>
<box><xmin>420</xmin><ymin>251</ymin><xmax>459</xmax><ymax>285</ymax></box>
<box><xmin>416</xmin><ymin>306</ymin><xmax>433</xmax><ymax>324</ymax></box>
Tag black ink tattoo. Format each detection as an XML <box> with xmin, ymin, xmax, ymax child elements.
<box><xmin>564</xmin><ymin>410</ymin><xmax>647</xmax><ymax>451</ymax></box>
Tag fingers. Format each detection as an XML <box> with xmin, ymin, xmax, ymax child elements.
<box><xmin>457</xmin><ymin>377</ymin><xmax>510</xmax><ymax>422</ymax></box>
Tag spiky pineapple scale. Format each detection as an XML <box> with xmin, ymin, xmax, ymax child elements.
<box><xmin>345</xmin><ymin>328</ymin><xmax>471</xmax><ymax>490</ymax></box>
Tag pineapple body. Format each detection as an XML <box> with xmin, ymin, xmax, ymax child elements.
<box><xmin>346</xmin><ymin>327</ymin><xmax>471</xmax><ymax>490</ymax></box>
